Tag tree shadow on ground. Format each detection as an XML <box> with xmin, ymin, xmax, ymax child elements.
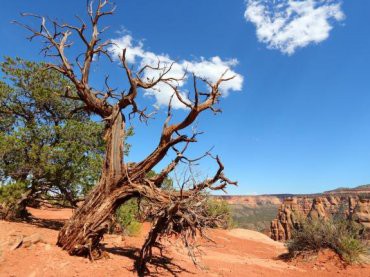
<box><xmin>104</xmin><ymin>245</ymin><xmax>195</xmax><ymax>277</ymax></box>
<box><xmin>27</xmin><ymin>217</ymin><xmax>65</xmax><ymax>231</ymax></box>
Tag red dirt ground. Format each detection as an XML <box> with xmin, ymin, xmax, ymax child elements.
<box><xmin>0</xmin><ymin>207</ymin><xmax>369</xmax><ymax>277</ymax></box>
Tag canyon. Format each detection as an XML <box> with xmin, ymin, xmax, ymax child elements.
<box><xmin>215</xmin><ymin>185</ymin><xmax>370</xmax><ymax>237</ymax></box>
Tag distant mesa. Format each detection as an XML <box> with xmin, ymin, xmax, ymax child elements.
<box><xmin>324</xmin><ymin>184</ymin><xmax>370</xmax><ymax>194</ymax></box>
<box><xmin>214</xmin><ymin>184</ymin><xmax>370</xmax><ymax>207</ymax></box>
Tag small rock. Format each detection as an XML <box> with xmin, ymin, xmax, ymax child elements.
<box><xmin>23</xmin><ymin>233</ymin><xmax>43</xmax><ymax>248</ymax></box>
<box><xmin>44</xmin><ymin>244</ymin><xmax>52</xmax><ymax>251</ymax></box>
<box><xmin>8</xmin><ymin>235</ymin><xmax>23</xmax><ymax>250</ymax></box>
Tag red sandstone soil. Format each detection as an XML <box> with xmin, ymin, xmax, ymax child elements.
<box><xmin>0</xmin><ymin>207</ymin><xmax>368</xmax><ymax>277</ymax></box>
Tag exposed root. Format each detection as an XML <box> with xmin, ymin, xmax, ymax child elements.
<box><xmin>136</xmin><ymin>161</ymin><xmax>236</xmax><ymax>274</ymax></box>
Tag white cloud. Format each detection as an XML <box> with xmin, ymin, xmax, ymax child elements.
<box><xmin>183</xmin><ymin>57</ymin><xmax>243</xmax><ymax>97</ymax></box>
<box><xmin>245</xmin><ymin>0</ymin><xmax>345</xmax><ymax>55</ymax></box>
<box><xmin>108</xmin><ymin>35</ymin><xmax>243</xmax><ymax>109</ymax></box>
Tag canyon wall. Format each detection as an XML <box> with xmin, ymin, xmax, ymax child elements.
<box><xmin>270</xmin><ymin>195</ymin><xmax>370</xmax><ymax>241</ymax></box>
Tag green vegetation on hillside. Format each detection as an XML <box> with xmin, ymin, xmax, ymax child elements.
<box><xmin>206</xmin><ymin>198</ymin><xmax>233</xmax><ymax>229</ymax></box>
<box><xmin>230</xmin><ymin>204</ymin><xmax>279</xmax><ymax>233</ymax></box>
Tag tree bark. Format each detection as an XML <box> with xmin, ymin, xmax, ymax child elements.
<box><xmin>56</xmin><ymin>112</ymin><xmax>130</xmax><ymax>256</ymax></box>
<box><xmin>137</xmin><ymin>216</ymin><xmax>166</xmax><ymax>275</ymax></box>
<box><xmin>56</xmin><ymin>183</ymin><xmax>133</xmax><ymax>256</ymax></box>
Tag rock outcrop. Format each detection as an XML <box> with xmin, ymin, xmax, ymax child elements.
<box><xmin>270</xmin><ymin>198</ymin><xmax>302</xmax><ymax>241</ymax></box>
<box><xmin>308</xmin><ymin>197</ymin><xmax>328</xmax><ymax>219</ymax></box>
<box><xmin>213</xmin><ymin>195</ymin><xmax>283</xmax><ymax>208</ymax></box>
<box><xmin>270</xmin><ymin>195</ymin><xmax>370</xmax><ymax>241</ymax></box>
<box><xmin>351</xmin><ymin>198</ymin><xmax>370</xmax><ymax>239</ymax></box>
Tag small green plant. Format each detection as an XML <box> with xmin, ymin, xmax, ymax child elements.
<box><xmin>287</xmin><ymin>216</ymin><xmax>368</xmax><ymax>264</ymax></box>
<box><xmin>115</xmin><ymin>198</ymin><xmax>142</xmax><ymax>236</ymax></box>
<box><xmin>205</xmin><ymin>198</ymin><xmax>233</xmax><ymax>229</ymax></box>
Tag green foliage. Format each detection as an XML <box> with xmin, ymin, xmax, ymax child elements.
<box><xmin>205</xmin><ymin>198</ymin><xmax>233</xmax><ymax>229</ymax></box>
<box><xmin>0</xmin><ymin>182</ymin><xmax>27</xmax><ymax>206</ymax></box>
<box><xmin>0</xmin><ymin>57</ymin><xmax>105</xmax><ymax>208</ymax></box>
<box><xmin>115</xmin><ymin>199</ymin><xmax>142</xmax><ymax>236</ymax></box>
<box><xmin>146</xmin><ymin>170</ymin><xmax>174</xmax><ymax>191</ymax></box>
<box><xmin>0</xmin><ymin>182</ymin><xmax>29</xmax><ymax>218</ymax></box>
<box><xmin>231</xmin><ymin>204</ymin><xmax>278</xmax><ymax>232</ymax></box>
<box><xmin>287</xmin><ymin>217</ymin><xmax>368</xmax><ymax>264</ymax></box>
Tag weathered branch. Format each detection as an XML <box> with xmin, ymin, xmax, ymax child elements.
<box><xmin>136</xmin><ymin>152</ymin><xmax>236</xmax><ymax>273</ymax></box>
<box><xmin>132</xmin><ymin>73</ymin><xmax>235</xmax><ymax>177</ymax></box>
<box><xmin>14</xmin><ymin>4</ymin><xmax>115</xmax><ymax>118</ymax></box>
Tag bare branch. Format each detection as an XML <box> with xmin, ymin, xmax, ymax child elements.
<box><xmin>15</xmin><ymin>6</ymin><xmax>114</xmax><ymax>118</ymax></box>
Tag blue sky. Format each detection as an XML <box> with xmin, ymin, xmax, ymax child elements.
<box><xmin>1</xmin><ymin>1</ymin><xmax>370</xmax><ymax>194</ymax></box>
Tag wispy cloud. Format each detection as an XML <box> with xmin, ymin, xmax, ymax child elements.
<box><xmin>108</xmin><ymin>34</ymin><xmax>243</xmax><ymax>109</ymax></box>
<box><xmin>245</xmin><ymin>0</ymin><xmax>345</xmax><ymax>55</ymax></box>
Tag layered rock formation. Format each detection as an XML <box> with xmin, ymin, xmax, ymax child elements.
<box><xmin>214</xmin><ymin>195</ymin><xmax>283</xmax><ymax>208</ymax></box>
<box><xmin>350</xmin><ymin>198</ymin><xmax>370</xmax><ymax>239</ymax></box>
<box><xmin>270</xmin><ymin>197</ymin><xmax>301</xmax><ymax>241</ymax></box>
<box><xmin>270</xmin><ymin>195</ymin><xmax>370</xmax><ymax>241</ymax></box>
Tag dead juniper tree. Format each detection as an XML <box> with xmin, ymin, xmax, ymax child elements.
<box><xmin>15</xmin><ymin>0</ymin><xmax>238</xmax><ymax>273</ymax></box>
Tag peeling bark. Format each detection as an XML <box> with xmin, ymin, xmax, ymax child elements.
<box><xmin>56</xmin><ymin>183</ymin><xmax>133</xmax><ymax>256</ymax></box>
<box><xmin>57</xmin><ymin>112</ymin><xmax>128</xmax><ymax>256</ymax></box>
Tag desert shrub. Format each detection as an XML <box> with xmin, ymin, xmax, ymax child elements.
<box><xmin>0</xmin><ymin>182</ymin><xmax>27</xmax><ymax>204</ymax></box>
<box><xmin>205</xmin><ymin>198</ymin><xmax>233</xmax><ymax>229</ymax></box>
<box><xmin>115</xmin><ymin>198</ymin><xmax>142</xmax><ymax>236</ymax></box>
<box><xmin>287</xmin><ymin>217</ymin><xmax>368</xmax><ymax>263</ymax></box>
<box><xmin>0</xmin><ymin>182</ymin><xmax>29</xmax><ymax>219</ymax></box>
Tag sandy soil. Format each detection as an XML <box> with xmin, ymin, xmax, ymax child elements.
<box><xmin>0</xmin><ymin>207</ymin><xmax>368</xmax><ymax>277</ymax></box>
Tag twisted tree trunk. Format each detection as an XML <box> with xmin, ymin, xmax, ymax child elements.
<box><xmin>56</xmin><ymin>183</ymin><xmax>133</xmax><ymax>256</ymax></box>
<box><xmin>56</xmin><ymin>112</ymin><xmax>132</xmax><ymax>257</ymax></box>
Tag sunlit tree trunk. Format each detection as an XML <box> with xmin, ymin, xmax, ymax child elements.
<box><xmin>57</xmin><ymin>112</ymin><xmax>132</xmax><ymax>256</ymax></box>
